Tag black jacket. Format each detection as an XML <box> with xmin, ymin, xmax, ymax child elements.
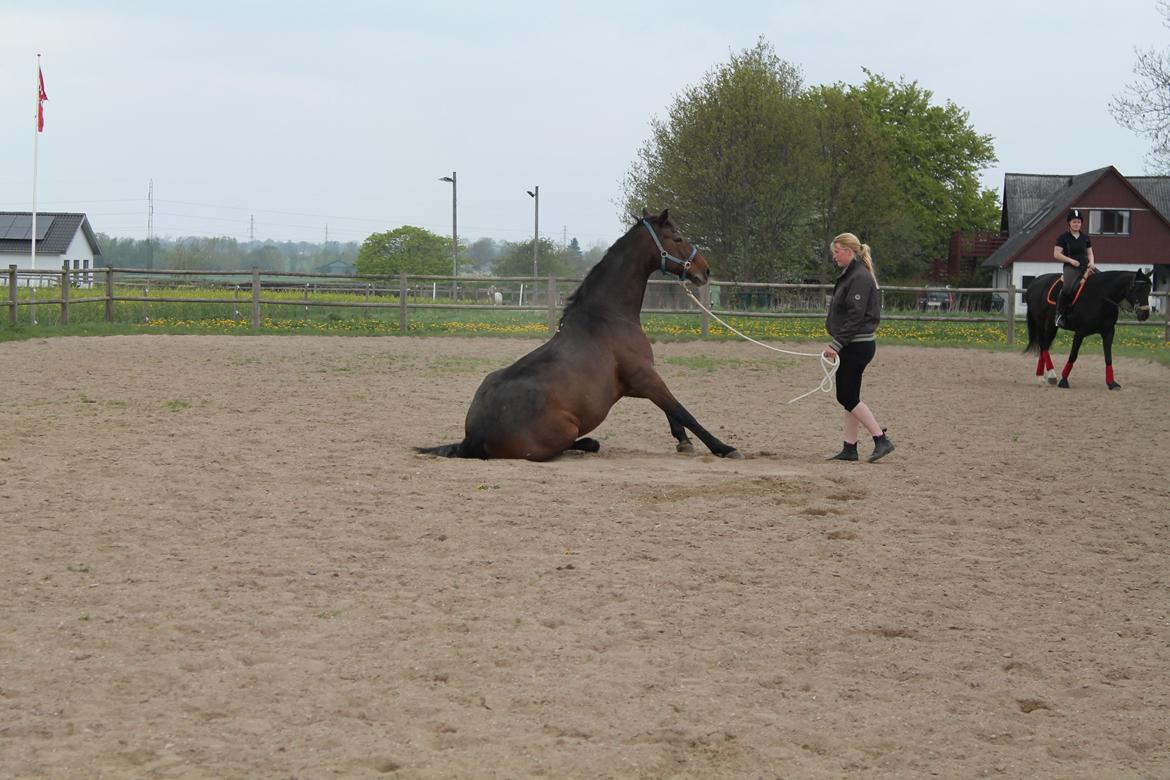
<box><xmin>825</xmin><ymin>259</ymin><xmax>880</xmax><ymax>351</ymax></box>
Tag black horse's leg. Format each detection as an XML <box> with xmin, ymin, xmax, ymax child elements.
<box><xmin>1057</xmin><ymin>333</ymin><xmax>1085</xmax><ymax>389</ymax></box>
<box><xmin>1041</xmin><ymin>313</ymin><xmax>1059</xmax><ymax>385</ymax></box>
<box><xmin>1102</xmin><ymin>326</ymin><xmax>1121</xmax><ymax>390</ymax></box>
<box><xmin>666</xmin><ymin>413</ymin><xmax>695</xmax><ymax>453</ymax></box>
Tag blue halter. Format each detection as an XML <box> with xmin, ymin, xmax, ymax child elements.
<box><xmin>642</xmin><ymin>219</ymin><xmax>697</xmax><ymax>278</ymax></box>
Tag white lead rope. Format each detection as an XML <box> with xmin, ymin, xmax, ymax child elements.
<box><xmin>678</xmin><ymin>283</ymin><xmax>839</xmax><ymax>404</ymax></box>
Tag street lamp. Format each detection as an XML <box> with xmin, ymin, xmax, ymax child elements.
<box><xmin>439</xmin><ymin>172</ymin><xmax>457</xmax><ymax>298</ymax></box>
<box><xmin>526</xmin><ymin>186</ymin><xmax>539</xmax><ymax>277</ymax></box>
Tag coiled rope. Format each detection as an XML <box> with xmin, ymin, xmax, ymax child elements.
<box><xmin>678</xmin><ymin>282</ymin><xmax>839</xmax><ymax>404</ymax></box>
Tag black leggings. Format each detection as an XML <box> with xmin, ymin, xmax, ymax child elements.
<box><xmin>835</xmin><ymin>341</ymin><xmax>875</xmax><ymax>412</ymax></box>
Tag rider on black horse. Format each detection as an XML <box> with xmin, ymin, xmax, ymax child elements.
<box><xmin>1053</xmin><ymin>208</ymin><xmax>1096</xmax><ymax>329</ymax></box>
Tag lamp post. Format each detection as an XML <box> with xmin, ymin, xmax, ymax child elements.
<box><xmin>526</xmin><ymin>186</ymin><xmax>539</xmax><ymax>277</ymax></box>
<box><xmin>439</xmin><ymin>172</ymin><xmax>457</xmax><ymax>299</ymax></box>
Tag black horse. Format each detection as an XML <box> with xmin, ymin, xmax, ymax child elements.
<box><xmin>417</xmin><ymin>210</ymin><xmax>741</xmax><ymax>460</ymax></box>
<box><xmin>1024</xmin><ymin>268</ymin><xmax>1153</xmax><ymax>389</ymax></box>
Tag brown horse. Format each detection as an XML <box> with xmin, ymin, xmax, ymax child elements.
<box><xmin>417</xmin><ymin>210</ymin><xmax>741</xmax><ymax>461</ymax></box>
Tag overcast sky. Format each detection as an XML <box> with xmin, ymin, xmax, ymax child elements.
<box><xmin>1</xmin><ymin>0</ymin><xmax>1165</xmax><ymax>249</ymax></box>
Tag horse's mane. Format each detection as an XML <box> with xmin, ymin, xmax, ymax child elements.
<box><xmin>557</xmin><ymin>219</ymin><xmax>645</xmax><ymax>326</ymax></box>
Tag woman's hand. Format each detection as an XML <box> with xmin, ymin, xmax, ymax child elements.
<box><xmin>823</xmin><ymin>346</ymin><xmax>838</xmax><ymax>359</ymax></box>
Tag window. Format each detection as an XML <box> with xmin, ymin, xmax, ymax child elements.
<box><xmin>1088</xmin><ymin>209</ymin><xmax>1131</xmax><ymax>236</ymax></box>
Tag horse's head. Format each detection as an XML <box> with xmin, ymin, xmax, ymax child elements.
<box><xmin>1128</xmin><ymin>268</ymin><xmax>1153</xmax><ymax>322</ymax></box>
<box><xmin>637</xmin><ymin>209</ymin><xmax>710</xmax><ymax>285</ymax></box>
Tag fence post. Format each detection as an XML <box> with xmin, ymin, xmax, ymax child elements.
<box><xmin>399</xmin><ymin>272</ymin><xmax>408</xmax><ymax>334</ymax></box>
<box><xmin>104</xmin><ymin>267</ymin><xmax>114</xmax><ymax>323</ymax></box>
<box><xmin>700</xmin><ymin>283</ymin><xmax>710</xmax><ymax>338</ymax></box>
<box><xmin>251</xmin><ymin>267</ymin><xmax>261</xmax><ymax>331</ymax></box>
<box><xmin>542</xmin><ymin>275</ymin><xmax>556</xmax><ymax>334</ymax></box>
<box><xmin>7</xmin><ymin>265</ymin><xmax>15</xmax><ymax>327</ymax></box>
<box><xmin>60</xmin><ymin>265</ymin><xmax>71</xmax><ymax>326</ymax></box>
<box><xmin>1163</xmin><ymin>291</ymin><xmax>1169</xmax><ymax>344</ymax></box>
<box><xmin>1006</xmin><ymin>283</ymin><xmax>1017</xmax><ymax>345</ymax></box>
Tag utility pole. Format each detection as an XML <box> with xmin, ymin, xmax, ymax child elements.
<box><xmin>527</xmin><ymin>186</ymin><xmax>539</xmax><ymax>277</ymax></box>
<box><xmin>439</xmin><ymin>172</ymin><xmax>458</xmax><ymax>299</ymax></box>
<box><xmin>147</xmin><ymin>179</ymin><xmax>154</xmax><ymax>270</ymax></box>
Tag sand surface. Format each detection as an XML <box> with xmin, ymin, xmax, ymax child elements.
<box><xmin>1</xmin><ymin>334</ymin><xmax>1168</xmax><ymax>779</ymax></box>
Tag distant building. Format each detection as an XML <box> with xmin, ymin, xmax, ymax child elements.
<box><xmin>316</xmin><ymin>259</ymin><xmax>355</xmax><ymax>276</ymax></box>
<box><xmin>0</xmin><ymin>212</ymin><xmax>104</xmax><ymax>286</ymax></box>
<box><xmin>980</xmin><ymin>167</ymin><xmax>1170</xmax><ymax>311</ymax></box>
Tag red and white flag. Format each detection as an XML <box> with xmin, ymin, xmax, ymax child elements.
<box><xmin>37</xmin><ymin>65</ymin><xmax>47</xmax><ymax>132</ymax></box>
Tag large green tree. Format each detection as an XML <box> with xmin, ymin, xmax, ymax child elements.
<box><xmin>847</xmin><ymin>71</ymin><xmax>999</xmax><ymax>279</ymax></box>
<box><xmin>622</xmin><ymin>40</ymin><xmax>1000</xmax><ymax>283</ymax></box>
<box><xmin>623</xmin><ymin>38</ymin><xmax>818</xmax><ymax>282</ymax></box>
<box><xmin>803</xmin><ymin>83</ymin><xmax>918</xmax><ymax>281</ymax></box>
<box><xmin>355</xmin><ymin>226</ymin><xmax>452</xmax><ymax>276</ymax></box>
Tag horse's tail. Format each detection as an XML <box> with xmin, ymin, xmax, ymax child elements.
<box><xmin>1022</xmin><ymin>280</ymin><xmax>1048</xmax><ymax>354</ymax></box>
<box><xmin>1024</xmin><ymin>307</ymin><xmax>1041</xmax><ymax>353</ymax></box>
<box><xmin>415</xmin><ymin>442</ymin><xmax>465</xmax><ymax>458</ymax></box>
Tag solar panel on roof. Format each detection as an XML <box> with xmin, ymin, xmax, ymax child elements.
<box><xmin>0</xmin><ymin>215</ymin><xmax>54</xmax><ymax>240</ymax></box>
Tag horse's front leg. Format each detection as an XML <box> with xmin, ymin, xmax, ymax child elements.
<box><xmin>665</xmin><ymin>413</ymin><xmax>695</xmax><ymax>453</ymax></box>
<box><xmin>627</xmin><ymin>368</ymin><xmax>740</xmax><ymax>458</ymax></box>
<box><xmin>1102</xmin><ymin>327</ymin><xmax>1121</xmax><ymax>390</ymax></box>
<box><xmin>1058</xmin><ymin>333</ymin><xmax>1085</xmax><ymax>388</ymax></box>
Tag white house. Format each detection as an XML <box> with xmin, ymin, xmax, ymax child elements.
<box><xmin>0</xmin><ymin>212</ymin><xmax>103</xmax><ymax>286</ymax></box>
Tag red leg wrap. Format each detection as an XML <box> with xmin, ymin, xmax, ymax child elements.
<box><xmin>1106</xmin><ymin>365</ymin><xmax>1115</xmax><ymax>385</ymax></box>
<box><xmin>1061</xmin><ymin>363</ymin><xmax>1073</xmax><ymax>379</ymax></box>
<box><xmin>1045</xmin><ymin>352</ymin><xmax>1055</xmax><ymax>371</ymax></box>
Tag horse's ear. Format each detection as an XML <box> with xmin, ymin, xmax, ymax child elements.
<box><xmin>640</xmin><ymin>208</ymin><xmax>652</xmax><ymax>221</ymax></box>
<box><xmin>658</xmin><ymin>209</ymin><xmax>670</xmax><ymax>225</ymax></box>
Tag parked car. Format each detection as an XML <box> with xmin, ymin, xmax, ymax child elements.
<box><xmin>918</xmin><ymin>287</ymin><xmax>954</xmax><ymax>311</ymax></box>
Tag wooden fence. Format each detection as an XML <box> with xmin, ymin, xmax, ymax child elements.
<box><xmin>4</xmin><ymin>264</ymin><xmax>1169</xmax><ymax>344</ymax></box>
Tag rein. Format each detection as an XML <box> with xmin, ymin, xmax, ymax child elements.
<box><xmin>677</xmin><ymin>281</ymin><xmax>840</xmax><ymax>404</ymax></box>
<box><xmin>642</xmin><ymin>219</ymin><xmax>697</xmax><ymax>277</ymax></box>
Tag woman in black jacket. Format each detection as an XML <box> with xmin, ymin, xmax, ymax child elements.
<box><xmin>822</xmin><ymin>233</ymin><xmax>895</xmax><ymax>463</ymax></box>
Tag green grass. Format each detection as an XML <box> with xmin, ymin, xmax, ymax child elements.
<box><xmin>2</xmin><ymin>283</ymin><xmax>1167</xmax><ymax>366</ymax></box>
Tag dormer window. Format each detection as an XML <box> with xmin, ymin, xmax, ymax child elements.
<box><xmin>1088</xmin><ymin>209</ymin><xmax>1131</xmax><ymax>236</ymax></box>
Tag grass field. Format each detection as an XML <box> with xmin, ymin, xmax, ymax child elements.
<box><xmin>2</xmin><ymin>282</ymin><xmax>1167</xmax><ymax>364</ymax></box>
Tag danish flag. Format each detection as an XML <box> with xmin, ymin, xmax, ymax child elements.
<box><xmin>37</xmin><ymin>66</ymin><xmax>47</xmax><ymax>132</ymax></box>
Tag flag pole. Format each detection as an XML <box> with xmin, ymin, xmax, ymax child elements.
<box><xmin>31</xmin><ymin>54</ymin><xmax>41</xmax><ymax>272</ymax></box>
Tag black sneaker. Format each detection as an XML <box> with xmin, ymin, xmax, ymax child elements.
<box><xmin>868</xmin><ymin>437</ymin><xmax>895</xmax><ymax>463</ymax></box>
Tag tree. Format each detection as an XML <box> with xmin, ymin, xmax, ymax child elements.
<box><xmin>622</xmin><ymin>39</ymin><xmax>1000</xmax><ymax>283</ymax></box>
<box><xmin>463</xmin><ymin>237</ymin><xmax>503</xmax><ymax>275</ymax></box>
<box><xmin>1112</xmin><ymin>0</ymin><xmax>1170</xmax><ymax>172</ymax></box>
<box><xmin>847</xmin><ymin>71</ymin><xmax>999</xmax><ymax>279</ymax></box>
<box><xmin>492</xmin><ymin>238</ymin><xmax>570</xmax><ymax>277</ymax></box>
<box><xmin>355</xmin><ymin>226</ymin><xmax>451</xmax><ymax>276</ymax></box>
<box><xmin>803</xmin><ymin>83</ymin><xmax>918</xmax><ymax>281</ymax></box>
<box><xmin>622</xmin><ymin>38</ymin><xmax>818</xmax><ymax>282</ymax></box>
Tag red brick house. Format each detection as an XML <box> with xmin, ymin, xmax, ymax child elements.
<box><xmin>981</xmin><ymin>166</ymin><xmax>1170</xmax><ymax>311</ymax></box>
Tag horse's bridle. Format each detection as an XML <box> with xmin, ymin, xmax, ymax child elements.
<box><xmin>1108</xmin><ymin>277</ymin><xmax>1152</xmax><ymax>313</ymax></box>
<box><xmin>642</xmin><ymin>219</ymin><xmax>697</xmax><ymax>278</ymax></box>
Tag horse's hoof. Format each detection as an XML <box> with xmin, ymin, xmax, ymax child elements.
<box><xmin>1046</xmin><ymin>375</ymin><xmax>1058</xmax><ymax>386</ymax></box>
<box><xmin>723</xmin><ymin>449</ymin><xmax>744</xmax><ymax>460</ymax></box>
<box><xmin>1108</xmin><ymin>382</ymin><xmax>1122</xmax><ymax>390</ymax></box>
<box><xmin>1057</xmin><ymin>378</ymin><xmax>1070</xmax><ymax>389</ymax></box>
<box><xmin>676</xmin><ymin>441</ymin><xmax>695</xmax><ymax>453</ymax></box>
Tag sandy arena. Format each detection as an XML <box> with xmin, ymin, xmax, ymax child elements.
<box><xmin>1</xmin><ymin>334</ymin><xmax>1168</xmax><ymax>779</ymax></box>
